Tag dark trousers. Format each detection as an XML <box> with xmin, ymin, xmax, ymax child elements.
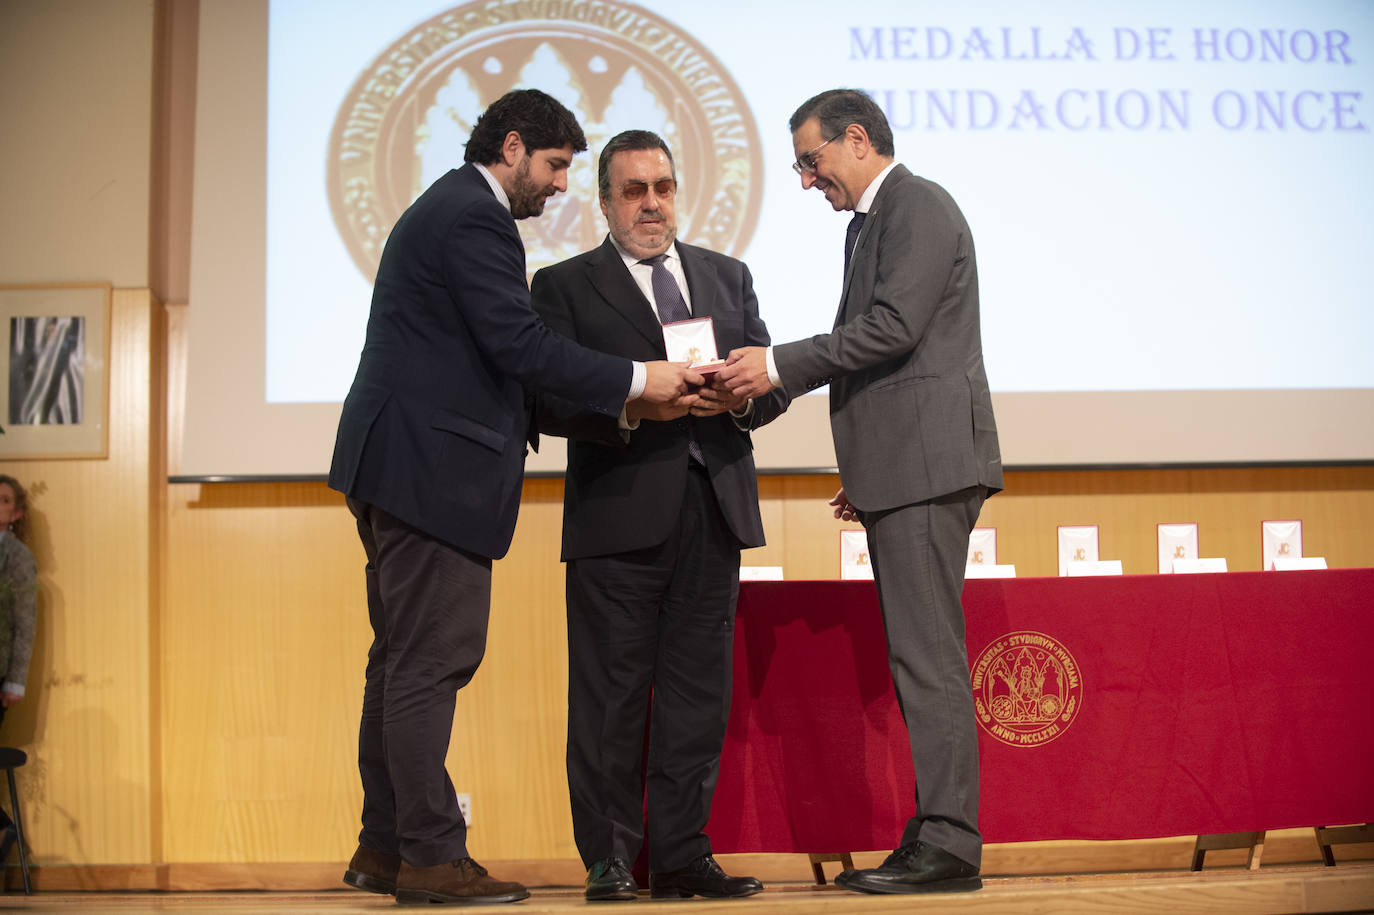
<box><xmin>860</xmin><ymin>485</ymin><xmax>987</xmax><ymax>868</ymax></box>
<box><xmin>564</xmin><ymin>467</ymin><xmax>741</xmax><ymax>873</ymax></box>
<box><xmin>348</xmin><ymin>497</ymin><xmax>492</xmax><ymax>866</ymax></box>
<box><xmin>0</xmin><ymin>706</ymin><xmax>8</xmax><ymax>830</ymax></box>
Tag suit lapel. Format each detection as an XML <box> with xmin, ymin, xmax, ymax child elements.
<box><xmin>585</xmin><ymin>238</ymin><xmax>667</xmax><ymax>353</ymax></box>
<box><xmin>678</xmin><ymin>242</ymin><xmax>719</xmax><ymax>322</ymax></box>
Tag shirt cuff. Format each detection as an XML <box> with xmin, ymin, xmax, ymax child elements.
<box><xmin>729</xmin><ymin>398</ymin><xmax>755</xmax><ymax>431</ymax></box>
<box><xmin>626</xmin><ymin>362</ymin><xmax>647</xmax><ymax>401</ymax></box>
<box><xmin>2</xmin><ymin>682</ymin><xmax>24</xmax><ymax>698</ymax></box>
<box><xmin>765</xmin><ymin>347</ymin><xmax>781</xmax><ymax>388</ymax></box>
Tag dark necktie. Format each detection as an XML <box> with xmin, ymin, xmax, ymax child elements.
<box><xmin>642</xmin><ymin>254</ymin><xmax>691</xmax><ymax>324</ymax></box>
<box><xmin>639</xmin><ymin>254</ymin><xmax>703</xmax><ymax>465</ymax></box>
<box><xmin>845</xmin><ymin>211</ymin><xmax>867</xmax><ymax>274</ymax></box>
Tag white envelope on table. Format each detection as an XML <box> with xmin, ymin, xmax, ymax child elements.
<box><xmin>840</xmin><ymin>529</ymin><xmax>873</xmax><ymax>580</ymax></box>
<box><xmin>967</xmin><ymin>527</ymin><xmax>997</xmax><ymax>566</ymax></box>
<box><xmin>1261</xmin><ymin>520</ymin><xmax>1303</xmax><ymax>570</ymax></box>
<box><xmin>1057</xmin><ymin>525</ymin><xmax>1099</xmax><ymax>576</ymax></box>
<box><xmin>1157</xmin><ymin>523</ymin><xmax>1199</xmax><ymax>574</ymax></box>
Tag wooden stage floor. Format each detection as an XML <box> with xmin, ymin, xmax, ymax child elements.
<box><xmin>0</xmin><ymin>864</ymin><xmax>1371</xmax><ymax>914</ymax></box>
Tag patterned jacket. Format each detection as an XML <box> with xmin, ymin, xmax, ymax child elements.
<box><xmin>0</xmin><ymin>532</ymin><xmax>36</xmax><ymax>695</ymax></box>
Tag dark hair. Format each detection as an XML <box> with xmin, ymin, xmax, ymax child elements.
<box><xmin>597</xmin><ymin>130</ymin><xmax>675</xmax><ymax>199</ymax></box>
<box><xmin>788</xmin><ymin>89</ymin><xmax>894</xmax><ymax>157</ymax></box>
<box><xmin>0</xmin><ymin>475</ymin><xmax>28</xmax><ymax>543</ymax></box>
<box><xmin>463</xmin><ymin>89</ymin><xmax>588</xmax><ymax>165</ymax></box>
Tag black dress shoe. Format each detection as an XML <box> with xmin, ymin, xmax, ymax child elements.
<box><xmin>834</xmin><ymin>841</ymin><xmax>981</xmax><ymax>894</ymax></box>
<box><xmin>650</xmin><ymin>854</ymin><xmax>763</xmax><ymax>899</ymax></box>
<box><xmin>585</xmin><ymin>856</ymin><xmax>638</xmax><ymax>901</ymax></box>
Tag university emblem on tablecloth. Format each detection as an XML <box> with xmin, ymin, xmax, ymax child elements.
<box><xmin>970</xmin><ymin>630</ymin><xmax>1082</xmax><ymax>747</ymax></box>
<box><xmin>326</xmin><ymin>0</ymin><xmax>764</xmax><ymax>282</ymax></box>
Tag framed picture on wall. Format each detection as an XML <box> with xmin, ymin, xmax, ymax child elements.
<box><xmin>0</xmin><ymin>283</ymin><xmax>111</xmax><ymax>460</ymax></box>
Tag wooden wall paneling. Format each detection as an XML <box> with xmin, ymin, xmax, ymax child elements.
<box><xmin>0</xmin><ymin>291</ymin><xmax>156</xmax><ymax>865</ymax></box>
<box><xmin>967</xmin><ymin>467</ymin><xmax>1374</xmax><ymax>577</ymax></box>
<box><xmin>739</xmin><ymin>468</ymin><xmax>1374</xmax><ymax>581</ymax></box>
<box><xmin>774</xmin><ymin>475</ymin><xmax>859</xmax><ymax>578</ymax></box>
<box><xmin>160</xmin><ymin>481</ymin><xmax>364</xmax><ymax>863</ymax></box>
<box><xmin>456</xmin><ymin>478</ymin><xmax>578</xmax><ymax>860</ymax></box>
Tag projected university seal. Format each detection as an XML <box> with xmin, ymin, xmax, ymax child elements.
<box><xmin>326</xmin><ymin>0</ymin><xmax>764</xmax><ymax>282</ymax></box>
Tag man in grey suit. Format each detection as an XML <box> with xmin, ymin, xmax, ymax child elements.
<box><xmin>718</xmin><ymin>88</ymin><xmax>1002</xmax><ymax>895</ymax></box>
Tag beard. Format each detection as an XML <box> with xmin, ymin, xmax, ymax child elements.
<box><xmin>508</xmin><ymin>157</ymin><xmax>552</xmax><ymax>219</ymax></box>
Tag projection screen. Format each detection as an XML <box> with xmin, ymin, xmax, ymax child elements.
<box><xmin>180</xmin><ymin>0</ymin><xmax>1374</xmax><ymax>478</ymax></box>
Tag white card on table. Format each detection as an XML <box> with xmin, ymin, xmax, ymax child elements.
<box><xmin>966</xmin><ymin>563</ymin><xmax>1016</xmax><ymax>579</ymax></box>
<box><xmin>1172</xmin><ymin>557</ymin><xmax>1228</xmax><ymax>574</ymax></box>
<box><xmin>1065</xmin><ymin>559</ymin><xmax>1124</xmax><ymax>577</ymax></box>
<box><xmin>1272</xmin><ymin>556</ymin><xmax>1327</xmax><ymax>571</ymax></box>
<box><xmin>739</xmin><ymin>565</ymin><xmax>784</xmax><ymax>581</ymax></box>
<box><xmin>1157</xmin><ymin>522</ymin><xmax>1199</xmax><ymax>574</ymax></box>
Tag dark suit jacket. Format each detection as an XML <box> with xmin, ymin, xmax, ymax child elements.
<box><xmin>329</xmin><ymin>164</ymin><xmax>633</xmax><ymax>560</ymax></box>
<box><xmin>774</xmin><ymin>164</ymin><xmax>1002</xmax><ymax>512</ymax></box>
<box><xmin>531</xmin><ymin>238</ymin><xmax>789</xmax><ymax>561</ymax></box>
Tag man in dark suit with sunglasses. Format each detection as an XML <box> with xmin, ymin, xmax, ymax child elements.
<box><xmin>531</xmin><ymin>130</ymin><xmax>788</xmax><ymax>902</ymax></box>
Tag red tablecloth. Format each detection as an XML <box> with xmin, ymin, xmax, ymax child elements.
<box><xmin>707</xmin><ymin>569</ymin><xmax>1374</xmax><ymax>852</ymax></box>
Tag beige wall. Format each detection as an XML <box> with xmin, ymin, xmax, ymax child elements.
<box><xmin>0</xmin><ymin>0</ymin><xmax>154</xmax><ymax>289</ymax></box>
<box><xmin>0</xmin><ymin>0</ymin><xmax>1371</xmax><ymax>876</ymax></box>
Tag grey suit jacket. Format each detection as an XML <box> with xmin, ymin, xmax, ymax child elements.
<box><xmin>773</xmin><ymin>164</ymin><xmax>1002</xmax><ymax>512</ymax></box>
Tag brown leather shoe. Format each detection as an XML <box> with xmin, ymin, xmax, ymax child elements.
<box><xmin>395</xmin><ymin>857</ymin><xmax>530</xmax><ymax>905</ymax></box>
<box><xmin>343</xmin><ymin>844</ymin><xmax>401</xmax><ymax>895</ymax></box>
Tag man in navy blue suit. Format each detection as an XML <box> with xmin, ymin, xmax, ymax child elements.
<box><xmin>329</xmin><ymin>90</ymin><xmax>701</xmax><ymax>906</ymax></box>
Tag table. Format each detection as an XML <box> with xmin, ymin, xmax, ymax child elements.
<box><xmin>706</xmin><ymin>569</ymin><xmax>1374</xmax><ymax>852</ymax></box>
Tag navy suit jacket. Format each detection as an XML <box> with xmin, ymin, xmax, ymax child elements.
<box><xmin>531</xmin><ymin>238</ymin><xmax>789</xmax><ymax>561</ymax></box>
<box><xmin>329</xmin><ymin>164</ymin><xmax>633</xmax><ymax>559</ymax></box>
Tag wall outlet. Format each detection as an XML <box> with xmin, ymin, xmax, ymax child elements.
<box><xmin>457</xmin><ymin>793</ymin><xmax>472</xmax><ymax>827</ymax></box>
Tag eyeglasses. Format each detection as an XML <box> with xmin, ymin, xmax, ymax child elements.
<box><xmin>792</xmin><ymin>133</ymin><xmax>843</xmax><ymax>175</ymax></box>
<box><xmin>618</xmin><ymin>179</ymin><xmax>677</xmax><ymax>201</ymax></box>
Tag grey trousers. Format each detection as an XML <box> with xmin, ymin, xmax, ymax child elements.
<box><xmin>860</xmin><ymin>485</ymin><xmax>986</xmax><ymax>868</ymax></box>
